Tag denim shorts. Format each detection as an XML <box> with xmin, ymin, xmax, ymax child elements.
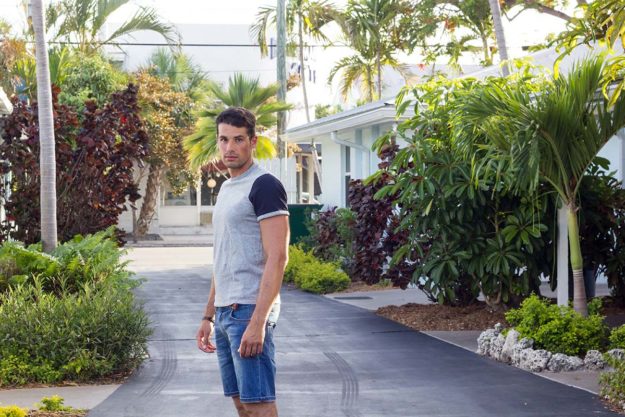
<box><xmin>214</xmin><ymin>303</ymin><xmax>279</xmax><ymax>403</ymax></box>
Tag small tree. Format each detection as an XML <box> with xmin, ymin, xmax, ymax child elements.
<box><xmin>135</xmin><ymin>71</ymin><xmax>195</xmax><ymax>236</ymax></box>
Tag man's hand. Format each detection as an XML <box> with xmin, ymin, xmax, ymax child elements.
<box><xmin>196</xmin><ymin>320</ymin><xmax>216</xmax><ymax>353</ymax></box>
<box><xmin>239</xmin><ymin>322</ymin><xmax>266</xmax><ymax>358</ymax></box>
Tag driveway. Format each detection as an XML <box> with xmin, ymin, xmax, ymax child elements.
<box><xmin>87</xmin><ymin>248</ymin><xmax>619</xmax><ymax>417</ymax></box>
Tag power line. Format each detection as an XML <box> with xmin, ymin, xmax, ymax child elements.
<box><xmin>23</xmin><ymin>39</ymin><xmax>545</xmax><ymax>49</ymax></box>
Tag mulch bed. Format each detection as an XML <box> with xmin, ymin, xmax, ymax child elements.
<box><xmin>376</xmin><ymin>296</ymin><xmax>625</xmax><ymax>332</ymax></box>
<box><xmin>377</xmin><ymin>301</ymin><xmax>508</xmax><ymax>331</ymax></box>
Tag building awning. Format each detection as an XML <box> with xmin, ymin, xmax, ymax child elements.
<box><xmin>0</xmin><ymin>88</ymin><xmax>12</xmax><ymax>115</ymax></box>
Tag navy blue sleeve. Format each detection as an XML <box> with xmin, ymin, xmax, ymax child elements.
<box><xmin>249</xmin><ymin>174</ymin><xmax>289</xmax><ymax>221</ymax></box>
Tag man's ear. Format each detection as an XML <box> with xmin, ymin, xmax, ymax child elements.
<box><xmin>250</xmin><ymin>135</ymin><xmax>258</xmax><ymax>147</ymax></box>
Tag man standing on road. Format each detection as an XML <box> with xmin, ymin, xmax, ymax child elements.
<box><xmin>196</xmin><ymin>107</ymin><xmax>289</xmax><ymax>417</ymax></box>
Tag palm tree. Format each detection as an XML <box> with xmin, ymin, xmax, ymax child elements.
<box><xmin>487</xmin><ymin>0</ymin><xmax>509</xmax><ymax>75</ymax></box>
<box><xmin>31</xmin><ymin>0</ymin><xmax>58</xmax><ymax>252</ymax></box>
<box><xmin>183</xmin><ymin>73</ymin><xmax>292</xmax><ymax>171</ymax></box>
<box><xmin>45</xmin><ymin>0</ymin><xmax>180</xmax><ymax>54</ymax></box>
<box><xmin>251</xmin><ymin>0</ymin><xmax>338</xmax><ymax>122</ymax></box>
<box><xmin>457</xmin><ymin>56</ymin><xmax>625</xmax><ymax>316</ymax></box>
<box><xmin>328</xmin><ymin>50</ymin><xmax>410</xmax><ymax>102</ymax></box>
<box><xmin>144</xmin><ymin>48</ymin><xmax>211</xmax><ymax>104</ymax></box>
<box><xmin>335</xmin><ymin>0</ymin><xmax>410</xmax><ymax>101</ymax></box>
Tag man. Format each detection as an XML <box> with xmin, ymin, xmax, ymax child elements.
<box><xmin>196</xmin><ymin>107</ymin><xmax>289</xmax><ymax>417</ymax></box>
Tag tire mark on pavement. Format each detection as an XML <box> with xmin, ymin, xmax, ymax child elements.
<box><xmin>324</xmin><ymin>351</ymin><xmax>361</xmax><ymax>417</ymax></box>
<box><xmin>140</xmin><ymin>340</ymin><xmax>177</xmax><ymax>397</ymax></box>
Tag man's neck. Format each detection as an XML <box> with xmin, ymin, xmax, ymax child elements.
<box><xmin>228</xmin><ymin>159</ymin><xmax>254</xmax><ymax>178</ymax></box>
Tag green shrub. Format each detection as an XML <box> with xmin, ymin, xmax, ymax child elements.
<box><xmin>0</xmin><ymin>227</ymin><xmax>132</xmax><ymax>295</ymax></box>
<box><xmin>610</xmin><ymin>325</ymin><xmax>625</xmax><ymax>350</ymax></box>
<box><xmin>284</xmin><ymin>245</ymin><xmax>317</xmax><ymax>283</ymax></box>
<box><xmin>0</xmin><ymin>280</ymin><xmax>151</xmax><ymax>386</ymax></box>
<box><xmin>37</xmin><ymin>395</ymin><xmax>72</xmax><ymax>412</ymax></box>
<box><xmin>600</xmin><ymin>356</ymin><xmax>625</xmax><ymax>408</ymax></box>
<box><xmin>295</xmin><ymin>261</ymin><xmax>350</xmax><ymax>294</ymax></box>
<box><xmin>505</xmin><ymin>295</ymin><xmax>608</xmax><ymax>356</ymax></box>
<box><xmin>0</xmin><ymin>406</ymin><xmax>26</xmax><ymax>417</ymax></box>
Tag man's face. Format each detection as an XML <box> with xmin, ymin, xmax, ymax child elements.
<box><xmin>217</xmin><ymin>123</ymin><xmax>257</xmax><ymax>170</ymax></box>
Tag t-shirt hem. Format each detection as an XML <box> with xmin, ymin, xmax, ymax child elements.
<box><xmin>257</xmin><ymin>210</ymin><xmax>290</xmax><ymax>221</ymax></box>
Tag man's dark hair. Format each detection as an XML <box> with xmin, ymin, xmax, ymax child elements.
<box><xmin>215</xmin><ymin>107</ymin><xmax>256</xmax><ymax>138</ymax></box>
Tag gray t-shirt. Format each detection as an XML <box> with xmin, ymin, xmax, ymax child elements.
<box><xmin>212</xmin><ymin>163</ymin><xmax>289</xmax><ymax>307</ymax></box>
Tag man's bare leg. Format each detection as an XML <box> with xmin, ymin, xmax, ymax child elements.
<box><xmin>232</xmin><ymin>397</ymin><xmax>251</xmax><ymax>417</ymax></box>
<box><xmin>243</xmin><ymin>401</ymin><xmax>278</xmax><ymax>417</ymax></box>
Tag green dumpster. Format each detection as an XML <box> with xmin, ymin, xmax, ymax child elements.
<box><xmin>287</xmin><ymin>204</ymin><xmax>323</xmax><ymax>245</ymax></box>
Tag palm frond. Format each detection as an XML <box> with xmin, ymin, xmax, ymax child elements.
<box><xmin>101</xmin><ymin>6</ymin><xmax>180</xmax><ymax>49</ymax></box>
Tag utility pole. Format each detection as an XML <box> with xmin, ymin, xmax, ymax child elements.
<box><xmin>276</xmin><ymin>0</ymin><xmax>287</xmax><ymax>181</ymax></box>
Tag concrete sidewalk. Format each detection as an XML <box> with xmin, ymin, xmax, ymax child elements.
<box><xmin>0</xmin><ymin>248</ymin><xmax>617</xmax><ymax>415</ymax></box>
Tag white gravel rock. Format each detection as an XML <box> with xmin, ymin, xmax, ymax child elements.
<box><xmin>519</xmin><ymin>349</ymin><xmax>552</xmax><ymax>372</ymax></box>
<box><xmin>547</xmin><ymin>353</ymin><xmax>584</xmax><ymax>372</ymax></box>
<box><xmin>584</xmin><ymin>350</ymin><xmax>606</xmax><ymax>370</ymax></box>
<box><xmin>489</xmin><ymin>333</ymin><xmax>506</xmax><ymax>360</ymax></box>
<box><xmin>500</xmin><ymin>329</ymin><xmax>520</xmax><ymax>364</ymax></box>
<box><xmin>476</xmin><ymin>328</ymin><xmax>497</xmax><ymax>356</ymax></box>
<box><xmin>607</xmin><ymin>349</ymin><xmax>625</xmax><ymax>361</ymax></box>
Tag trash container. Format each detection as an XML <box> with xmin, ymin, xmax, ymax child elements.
<box><xmin>287</xmin><ymin>204</ymin><xmax>323</xmax><ymax>245</ymax></box>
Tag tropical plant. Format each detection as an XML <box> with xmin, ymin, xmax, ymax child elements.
<box><xmin>0</xmin><ymin>85</ymin><xmax>149</xmax><ymax>245</ymax></box>
<box><xmin>134</xmin><ymin>71</ymin><xmax>195</xmax><ymax>236</ymax></box>
<box><xmin>454</xmin><ymin>56</ymin><xmax>625</xmax><ymax>315</ymax></box>
<box><xmin>401</xmin><ymin>0</ymin><xmax>496</xmax><ymax>69</ymax></box>
<box><xmin>331</xmin><ymin>0</ymin><xmax>410</xmax><ymax>102</ymax></box>
<box><xmin>144</xmin><ymin>48</ymin><xmax>212</xmax><ymax>104</ymax></box>
<box><xmin>57</xmin><ymin>51</ymin><xmax>128</xmax><ymax>110</ymax></box>
<box><xmin>11</xmin><ymin>47</ymin><xmax>71</xmax><ymax>101</ymax></box>
<box><xmin>31</xmin><ymin>0</ymin><xmax>58</xmax><ymax>253</ymax></box>
<box><xmin>370</xmin><ymin>75</ymin><xmax>553</xmax><ymax>307</ymax></box>
<box><xmin>555</xmin><ymin>0</ymin><xmax>625</xmax><ymax>106</ymax></box>
<box><xmin>183</xmin><ymin>73</ymin><xmax>291</xmax><ymax>170</ymax></box>
<box><xmin>251</xmin><ymin>0</ymin><xmax>338</xmax><ymax>122</ymax></box>
<box><xmin>43</xmin><ymin>0</ymin><xmax>180</xmax><ymax>54</ymax></box>
<box><xmin>0</xmin><ymin>20</ymin><xmax>27</xmax><ymax>95</ymax></box>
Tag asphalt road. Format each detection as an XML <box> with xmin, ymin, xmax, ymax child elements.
<box><xmin>87</xmin><ymin>249</ymin><xmax>620</xmax><ymax>417</ymax></box>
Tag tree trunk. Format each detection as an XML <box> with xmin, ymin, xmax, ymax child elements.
<box><xmin>568</xmin><ymin>203</ymin><xmax>588</xmax><ymax>316</ymax></box>
<box><xmin>298</xmin><ymin>15</ymin><xmax>310</xmax><ymax>123</ymax></box>
<box><xmin>488</xmin><ymin>0</ymin><xmax>509</xmax><ymax>76</ymax></box>
<box><xmin>481</xmin><ymin>33</ymin><xmax>491</xmax><ymax>66</ymax></box>
<box><xmin>556</xmin><ymin>204</ymin><xmax>569</xmax><ymax>306</ymax></box>
<box><xmin>32</xmin><ymin>0</ymin><xmax>58</xmax><ymax>252</ymax></box>
<box><xmin>137</xmin><ymin>163</ymin><xmax>163</xmax><ymax>236</ymax></box>
<box><xmin>376</xmin><ymin>46</ymin><xmax>382</xmax><ymax>100</ymax></box>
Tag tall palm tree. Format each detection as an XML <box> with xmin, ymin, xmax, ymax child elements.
<box><xmin>183</xmin><ymin>73</ymin><xmax>292</xmax><ymax>171</ymax></box>
<box><xmin>335</xmin><ymin>0</ymin><xmax>410</xmax><ymax>101</ymax></box>
<box><xmin>45</xmin><ymin>0</ymin><xmax>180</xmax><ymax>54</ymax></box>
<box><xmin>31</xmin><ymin>0</ymin><xmax>58</xmax><ymax>252</ymax></box>
<box><xmin>457</xmin><ymin>56</ymin><xmax>625</xmax><ymax>316</ymax></box>
<box><xmin>251</xmin><ymin>0</ymin><xmax>338</xmax><ymax>122</ymax></box>
<box><xmin>487</xmin><ymin>0</ymin><xmax>509</xmax><ymax>75</ymax></box>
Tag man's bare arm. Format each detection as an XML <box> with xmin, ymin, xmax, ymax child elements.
<box><xmin>196</xmin><ymin>275</ymin><xmax>217</xmax><ymax>353</ymax></box>
<box><xmin>239</xmin><ymin>215</ymin><xmax>289</xmax><ymax>357</ymax></box>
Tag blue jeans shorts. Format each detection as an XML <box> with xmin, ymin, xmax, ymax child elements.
<box><xmin>214</xmin><ymin>303</ymin><xmax>279</xmax><ymax>403</ymax></box>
